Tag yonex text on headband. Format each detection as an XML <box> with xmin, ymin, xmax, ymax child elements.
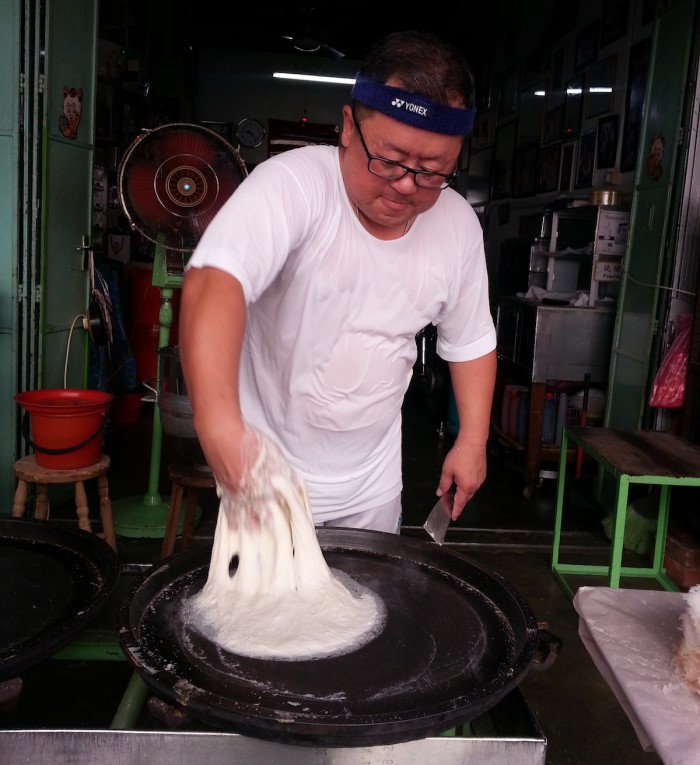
<box><xmin>351</xmin><ymin>74</ymin><xmax>475</xmax><ymax>136</ymax></box>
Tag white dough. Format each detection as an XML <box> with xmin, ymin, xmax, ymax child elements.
<box><xmin>188</xmin><ymin>441</ymin><xmax>386</xmax><ymax>660</ymax></box>
<box><xmin>675</xmin><ymin>584</ymin><xmax>700</xmax><ymax>695</ymax></box>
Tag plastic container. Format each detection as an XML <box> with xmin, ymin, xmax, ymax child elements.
<box><xmin>125</xmin><ymin>262</ymin><xmax>180</xmax><ymax>382</ymax></box>
<box><xmin>541</xmin><ymin>392</ymin><xmax>557</xmax><ymax>444</ymax></box>
<box><xmin>14</xmin><ymin>388</ymin><xmax>113</xmax><ymax>469</ymax></box>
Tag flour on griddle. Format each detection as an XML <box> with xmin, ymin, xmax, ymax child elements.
<box><xmin>188</xmin><ymin>439</ymin><xmax>385</xmax><ymax>660</ymax></box>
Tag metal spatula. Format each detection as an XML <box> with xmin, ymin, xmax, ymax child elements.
<box><xmin>423</xmin><ymin>489</ymin><xmax>454</xmax><ymax>545</ymax></box>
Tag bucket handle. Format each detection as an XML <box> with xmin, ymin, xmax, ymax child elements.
<box><xmin>21</xmin><ymin>411</ymin><xmax>106</xmax><ymax>456</ymax></box>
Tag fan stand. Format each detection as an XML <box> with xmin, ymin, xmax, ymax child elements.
<box><xmin>111</xmin><ymin>243</ymin><xmax>201</xmax><ymax>538</ymax></box>
<box><xmin>110</xmin><ymin>123</ymin><xmax>247</xmax><ymax>538</ymax></box>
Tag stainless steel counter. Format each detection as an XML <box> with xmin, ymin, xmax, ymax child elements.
<box><xmin>0</xmin><ymin>681</ymin><xmax>545</xmax><ymax>765</ymax></box>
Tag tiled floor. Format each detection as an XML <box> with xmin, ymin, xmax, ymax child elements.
<box><xmin>1</xmin><ymin>378</ymin><xmax>668</xmax><ymax>764</ymax></box>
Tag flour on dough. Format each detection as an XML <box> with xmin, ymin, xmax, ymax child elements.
<box><xmin>187</xmin><ymin>441</ymin><xmax>386</xmax><ymax>660</ymax></box>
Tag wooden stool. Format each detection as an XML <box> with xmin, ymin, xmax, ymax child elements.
<box><xmin>161</xmin><ymin>460</ymin><xmax>216</xmax><ymax>559</ymax></box>
<box><xmin>551</xmin><ymin>427</ymin><xmax>700</xmax><ymax>598</ymax></box>
<box><xmin>12</xmin><ymin>454</ymin><xmax>117</xmax><ymax>552</ymax></box>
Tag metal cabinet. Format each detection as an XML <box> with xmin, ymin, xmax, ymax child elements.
<box><xmin>495</xmin><ymin>297</ymin><xmax>616</xmax><ymax>494</ymax></box>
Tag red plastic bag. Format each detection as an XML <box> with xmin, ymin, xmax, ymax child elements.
<box><xmin>649</xmin><ymin>313</ymin><xmax>692</xmax><ymax>409</ymax></box>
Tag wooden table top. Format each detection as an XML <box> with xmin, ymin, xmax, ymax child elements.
<box><xmin>567</xmin><ymin>427</ymin><xmax>700</xmax><ymax>479</ymax></box>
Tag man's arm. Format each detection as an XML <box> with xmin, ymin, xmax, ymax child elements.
<box><xmin>437</xmin><ymin>350</ymin><xmax>497</xmax><ymax>519</ymax></box>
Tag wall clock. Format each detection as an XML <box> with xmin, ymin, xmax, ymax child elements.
<box><xmin>235</xmin><ymin>117</ymin><xmax>265</xmax><ymax>148</ymax></box>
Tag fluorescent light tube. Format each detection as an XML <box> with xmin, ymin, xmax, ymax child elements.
<box><xmin>273</xmin><ymin>72</ymin><xmax>356</xmax><ymax>85</ymax></box>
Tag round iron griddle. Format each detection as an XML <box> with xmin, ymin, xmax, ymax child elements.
<box><xmin>118</xmin><ymin>528</ymin><xmax>539</xmax><ymax>747</ymax></box>
<box><xmin>0</xmin><ymin>518</ymin><xmax>119</xmax><ymax>681</ymax></box>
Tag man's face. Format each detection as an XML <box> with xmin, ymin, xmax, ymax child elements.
<box><xmin>340</xmin><ymin>105</ymin><xmax>463</xmax><ymax>238</ymax></box>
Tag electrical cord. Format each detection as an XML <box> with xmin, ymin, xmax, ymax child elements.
<box><xmin>621</xmin><ymin>264</ymin><xmax>696</xmax><ymax>298</ymax></box>
<box><xmin>63</xmin><ymin>313</ymin><xmax>88</xmax><ymax>388</ymax></box>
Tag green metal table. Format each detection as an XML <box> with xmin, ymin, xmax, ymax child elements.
<box><xmin>551</xmin><ymin>427</ymin><xmax>700</xmax><ymax>598</ymax></box>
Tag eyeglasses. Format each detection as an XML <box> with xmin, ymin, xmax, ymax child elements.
<box><xmin>352</xmin><ymin>113</ymin><xmax>457</xmax><ymax>191</ymax></box>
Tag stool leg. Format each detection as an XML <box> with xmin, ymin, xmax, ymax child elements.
<box><xmin>180</xmin><ymin>489</ymin><xmax>199</xmax><ymax>551</ymax></box>
<box><xmin>161</xmin><ymin>484</ymin><xmax>184</xmax><ymax>559</ymax></box>
<box><xmin>75</xmin><ymin>481</ymin><xmax>92</xmax><ymax>533</ymax></box>
<box><xmin>97</xmin><ymin>473</ymin><xmax>117</xmax><ymax>552</ymax></box>
<box><xmin>12</xmin><ymin>479</ymin><xmax>28</xmax><ymax>518</ymax></box>
<box><xmin>35</xmin><ymin>483</ymin><xmax>50</xmax><ymax>520</ymax></box>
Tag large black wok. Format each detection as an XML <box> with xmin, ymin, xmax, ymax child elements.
<box><xmin>119</xmin><ymin>528</ymin><xmax>545</xmax><ymax>746</ymax></box>
<box><xmin>0</xmin><ymin>518</ymin><xmax>119</xmax><ymax>681</ymax></box>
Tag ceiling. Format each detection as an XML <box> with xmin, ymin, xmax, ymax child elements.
<box><xmin>183</xmin><ymin>2</ymin><xmax>500</xmax><ymax>66</ymax></box>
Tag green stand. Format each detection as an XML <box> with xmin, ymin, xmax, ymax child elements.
<box><xmin>112</xmin><ymin>284</ymin><xmax>177</xmax><ymax>538</ymax></box>
<box><xmin>112</xmin><ymin>246</ymin><xmax>202</xmax><ymax>539</ymax></box>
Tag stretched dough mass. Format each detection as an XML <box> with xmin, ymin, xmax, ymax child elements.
<box><xmin>189</xmin><ymin>444</ymin><xmax>385</xmax><ymax>660</ymax></box>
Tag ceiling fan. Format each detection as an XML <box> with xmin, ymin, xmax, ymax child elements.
<box><xmin>255</xmin><ymin>4</ymin><xmax>347</xmax><ymax>59</ymax></box>
<box><xmin>277</xmin><ymin>23</ymin><xmax>345</xmax><ymax>58</ymax></box>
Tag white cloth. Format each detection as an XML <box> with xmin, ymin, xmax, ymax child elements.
<box><xmin>574</xmin><ymin>586</ymin><xmax>700</xmax><ymax>764</ymax></box>
<box><xmin>187</xmin><ymin>145</ymin><xmax>496</xmax><ymax>522</ymax></box>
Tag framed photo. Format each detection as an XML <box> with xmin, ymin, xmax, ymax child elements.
<box><xmin>543</xmin><ymin>104</ymin><xmax>564</xmax><ymax>144</ymax></box>
<box><xmin>559</xmin><ymin>140</ymin><xmax>576</xmax><ymax>191</ymax></box>
<box><xmin>200</xmin><ymin>120</ymin><xmax>232</xmax><ymax>143</ymax></box>
<box><xmin>513</xmin><ymin>144</ymin><xmax>538</xmax><ymax>196</ymax></box>
<box><xmin>586</xmin><ymin>56</ymin><xmax>616</xmax><ymax>118</ymax></box>
<box><xmin>536</xmin><ymin>143</ymin><xmax>562</xmax><ymax>193</ymax></box>
<box><xmin>620</xmin><ymin>37</ymin><xmax>652</xmax><ymax>172</ymax></box>
<box><xmin>563</xmin><ymin>75</ymin><xmax>584</xmax><ymax>138</ymax></box>
<box><xmin>575</xmin><ymin>20</ymin><xmax>600</xmax><ymax>73</ymax></box>
<box><xmin>552</xmin><ymin>46</ymin><xmax>565</xmax><ymax>92</ymax></box>
<box><xmin>471</xmin><ymin>111</ymin><xmax>494</xmax><ymax>151</ymax></box>
<box><xmin>601</xmin><ymin>0</ymin><xmax>629</xmax><ymax>47</ymax></box>
<box><xmin>575</xmin><ymin>129</ymin><xmax>597</xmax><ymax>188</ymax></box>
<box><xmin>497</xmin><ymin>64</ymin><xmax>519</xmax><ymax>121</ymax></box>
<box><xmin>597</xmin><ymin>114</ymin><xmax>619</xmax><ymax>169</ymax></box>
<box><xmin>518</xmin><ymin>82</ymin><xmax>546</xmax><ymax>145</ymax></box>
<box><xmin>491</xmin><ymin>120</ymin><xmax>518</xmax><ymax>199</ymax></box>
<box><xmin>466</xmin><ymin>148</ymin><xmax>493</xmax><ymax>205</ymax></box>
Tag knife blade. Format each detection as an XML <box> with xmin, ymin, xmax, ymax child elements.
<box><xmin>422</xmin><ymin>489</ymin><xmax>454</xmax><ymax>545</ymax></box>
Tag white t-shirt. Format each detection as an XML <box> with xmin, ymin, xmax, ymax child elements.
<box><xmin>187</xmin><ymin>145</ymin><xmax>496</xmax><ymax>522</ymax></box>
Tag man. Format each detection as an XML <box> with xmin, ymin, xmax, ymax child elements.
<box><xmin>179</xmin><ymin>30</ymin><xmax>497</xmax><ymax>533</ymax></box>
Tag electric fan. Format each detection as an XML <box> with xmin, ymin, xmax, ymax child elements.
<box><xmin>112</xmin><ymin>123</ymin><xmax>248</xmax><ymax>538</ymax></box>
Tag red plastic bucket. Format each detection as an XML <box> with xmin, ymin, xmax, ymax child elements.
<box><xmin>14</xmin><ymin>389</ymin><xmax>113</xmax><ymax>469</ymax></box>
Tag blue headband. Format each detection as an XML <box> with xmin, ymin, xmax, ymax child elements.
<box><xmin>351</xmin><ymin>74</ymin><xmax>475</xmax><ymax>136</ymax></box>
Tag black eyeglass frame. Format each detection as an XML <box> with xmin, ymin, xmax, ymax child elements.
<box><xmin>351</xmin><ymin>112</ymin><xmax>458</xmax><ymax>191</ymax></box>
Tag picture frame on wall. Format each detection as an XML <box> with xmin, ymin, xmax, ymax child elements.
<box><xmin>559</xmin><ymin>140</ymin><xmax>577</xmax><ymax>191</ymax></box>
<box><xmin>563</xmin><ymin>75</ymin><xmax>584</xmax><ymax>138</ymax></box>
<box><xmin>543</xmin><ymin>104</ymin><xmax>564</xmax><ymax>144</ymax></box>
<box><xmin>471</xmin><ymin>111</ymin><xmax>494</xmax><ymax>151</ymax></box>
<box><xmin>536</xmin><ymin>143</ymin><xmax>562</xmax><ymax>193</ymax></box>
<box><xmin>601</xmin><ymin>0</ymin><xmax>629</xmax><ymax>47</ymax></box>
<box><xmin>620</xmin><ymin>37</ymin><xmax>652</xmax><ymax>172</ymax></box>
<box><xmin>518</xmin><ymin>83</ymin><xmax>546</xmax><ymax>145</ymax></box>
<box><xmin>575</xmin><ymin>21</ymin><xmax>600</xmax><ymax>72</ymax></box>
<box><xmin>597</xmin><ymin>114</ymin><xmax>619</xmax><ymax>169</ymax></box>
<box><xmin>513</xmin><ymin>144</ymin><xmax>538</xmax><ymax>196</ymax></box>
<box><xmin>575</xmin><ymin>129</ymin><xmax>597</xmax><ymax>188</ymax></box>
<box><xmin>586</xmin><ymin>56</ymin><xmax>616</xmax><ymax>118</ymax></box>
<box><xmin>200</xmin><ymin>120</ymin><xmax>233</xmax><ymax>143</ymax></box>
<box><xmin>497</xmin><ymin>64</ymin><xmax>519</xmax><ymax>121</ymax></box>
<box><xmin>491</xmin><ymin>120</ymin><xmax>518</xmax><ymax>199</ymax></box>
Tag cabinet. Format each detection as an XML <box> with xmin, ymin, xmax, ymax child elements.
<box><xmin>494</xmin><ymin>296</ymin><xmax>616</xmax><ymax>494</ymax></box>
<box><xmin>547</xmin><ymin>205</ymin><xmax>630</xmax><ymax>304</ymax></box>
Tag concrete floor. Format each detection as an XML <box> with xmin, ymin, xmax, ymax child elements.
<box><xmin>1</xmin><ymin>380</ymin><xmax>668</xmax><ymax>764</ymax></box>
